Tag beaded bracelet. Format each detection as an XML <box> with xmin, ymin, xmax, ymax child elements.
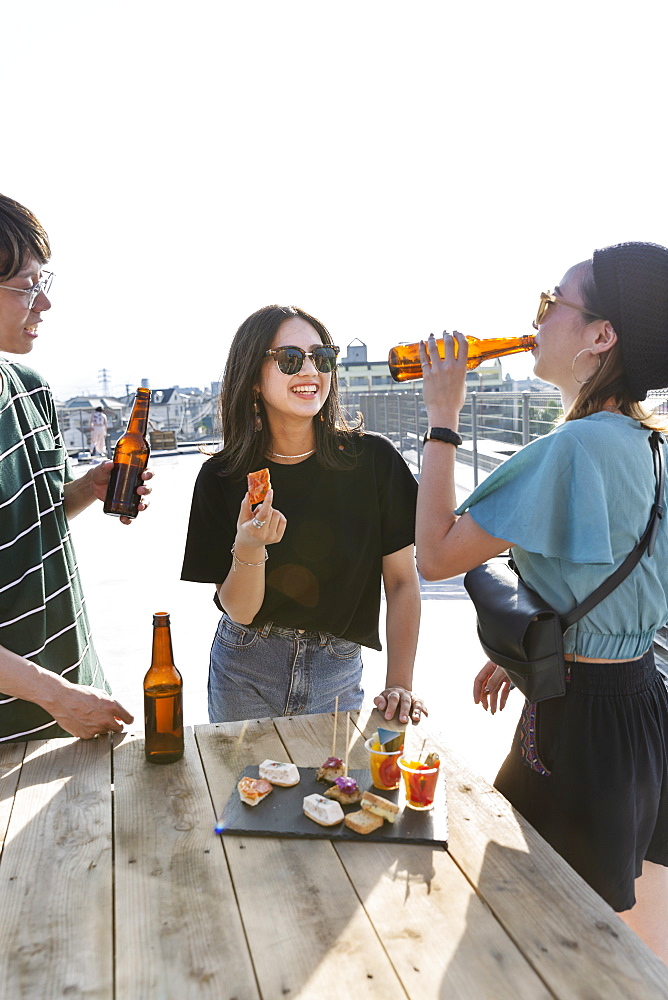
<box><xmin>231</xmin><ymin>544</ymin><xmax>268</xmax><ymax>571</ymax></box>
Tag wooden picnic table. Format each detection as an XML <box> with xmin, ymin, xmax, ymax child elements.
<box><xmin>0</xmin><ymin>705</ymin><xmax>666</xmax><ymax>999</ymax></box>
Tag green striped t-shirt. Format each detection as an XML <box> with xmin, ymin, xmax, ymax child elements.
<box><xmin>0</xmin><ymin>360</ymin><xmax>109</xmax><ymax>741</ymax></box>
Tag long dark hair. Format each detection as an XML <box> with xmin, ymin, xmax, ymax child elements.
<box><xmin>212</xmin><ymin>305</ymin><xmax>362</xmax><ymax>477</ymax></box>
<box><xmin>564</xmin><ymin>261</ymin><xmax>667</xmax><ymax>431</ymax></box>
<box><xmin>0</xmin><ymin>194</ymin><xmax>50</xmax><ymax>279</ymax></box>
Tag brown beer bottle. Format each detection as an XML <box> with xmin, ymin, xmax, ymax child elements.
<box><xmin>103</xmin><ymin>387</ymin><xmax>151</xmax><ymax>518</ymax></box>
<box><xmin>144</xmin><ymin>612</ymin><xmax>184</xmax><ymax>764</ymax></box>
<box><xmin>388</xmin><ymin>333</ymin><xmax>537</xmax><ymax>382</ymax></box>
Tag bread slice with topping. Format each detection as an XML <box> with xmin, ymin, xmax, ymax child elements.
<box><xmin>361</xmin><ymin>790</ymin><xmax>400</xmax><ymax>824</ymax></box>
<box><xmin>324</xmin><ymin>775</ymin><xmax>363</xmax><ymax>804</ymax></box>
<box><xmin>237</xmin><ymin>777</ymin><xmax>273</xmax><ymax>806</ymax></box>
<box><xmin>344</xmin><ymin>809</ymin><xmax>385</xmax><ymax>835</ymax></box>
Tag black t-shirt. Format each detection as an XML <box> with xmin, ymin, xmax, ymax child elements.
<box><xmin>180</xmin><ymin>432</ymin><xmax>417</xmax><ymax>649</ymax></box>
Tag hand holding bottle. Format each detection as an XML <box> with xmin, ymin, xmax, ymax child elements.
<box><xmin>388</xmin><ymin>331</ymin><xmax>536</xmax><ymax>381</ymax></box>
<box><xmin>104</xmin><ymin>387</ymin><xmax>152</xmax><ymax>519</ymax></box>
<box><xmin>419</xmin><ymin>331</ymin><xmax>469</xmax><ymax>426</ymax></box>
<box><xmin>93</xmin><ymin>461</ymin><xmax>153</xmax><ymax>524</ymax></box>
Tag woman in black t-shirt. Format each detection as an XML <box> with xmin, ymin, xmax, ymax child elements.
<box><xmin>181</xmin><ymin>305</ymin><xmax>425</xmax><ymax>725</ymax></box>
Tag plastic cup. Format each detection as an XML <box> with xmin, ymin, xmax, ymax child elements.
<box><xmin>364</xmin><ymin>736</ymin><xmax>403</xmax><ymax>790</ymax></box>
<box><xmin>398</xmin><ymin>757</ymin><xmax>439</xmax><ymax>811</ymax></box>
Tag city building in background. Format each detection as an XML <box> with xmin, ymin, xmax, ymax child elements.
<box><xmin>54</xmin><ymin>350</ymin><xmax>556</xmax><ymax>456</ymax></box>
<box><xmin>56</xmin><ymin>384</ymin><xmax>220</xmax><ymax>454</ymax></box>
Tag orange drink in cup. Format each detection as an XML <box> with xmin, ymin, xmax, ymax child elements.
<box><xmin>364</xmin><ymin>736</ymin><xmax>402</xmax><ymax>790</ymax></box>
<box><xmin>399</xmin><ymin>754</ymin><xmax>440</xmax><ymax>811</ymax></box>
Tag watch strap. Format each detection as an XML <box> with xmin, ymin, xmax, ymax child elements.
<box><xmin>423</xmin><ymin>427</ymin><xmax>463</xmax><ymax>447</ymax></box>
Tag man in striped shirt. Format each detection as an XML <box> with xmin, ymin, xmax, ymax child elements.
<box><xmin>0</xmin><ymin>194</ymin><xmax>147</xmax><ymax>742</ymax></box>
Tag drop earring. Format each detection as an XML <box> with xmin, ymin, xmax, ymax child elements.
<box><xmin>253</xmin><ymin>392</ymin><xmax>262</xmax><ymax>432</ymax></box>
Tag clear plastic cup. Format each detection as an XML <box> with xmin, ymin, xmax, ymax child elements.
<box><xmin>364</xmin><ymin>736</ymin><xmax>403</xmax><ymax>790</ymax></box>
<box><xmin>398</xmin><ymin>757</ymin><xmax>439</xmax><ymax>811</ymax></box>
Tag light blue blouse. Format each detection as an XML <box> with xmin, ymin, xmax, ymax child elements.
<box><xmin>455</xmin><ymin>412</ymin><xmax>668</xmax><ymax>660</ymax></box>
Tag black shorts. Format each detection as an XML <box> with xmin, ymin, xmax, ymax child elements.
<box><xmin>494</xmin><ymin>648</ymin><xmax>668</xmax><ymax>911</ymax></box>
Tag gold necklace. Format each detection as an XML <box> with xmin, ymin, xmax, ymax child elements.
<box><xmin>269</xmin><ymin>449</ymin><xmax>315</xmax><ymax>459</ymax></box>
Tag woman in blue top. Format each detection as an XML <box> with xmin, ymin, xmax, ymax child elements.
<box><xmin>416</xmin><ymin>242</ymin><xmax>668</xmax><ymax>962</ymax></box>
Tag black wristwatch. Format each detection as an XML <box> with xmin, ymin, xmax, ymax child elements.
<box><xmin>423</xmin><ymin>426</ymin><xmax>463</xmax><ymax>447</ymax></box>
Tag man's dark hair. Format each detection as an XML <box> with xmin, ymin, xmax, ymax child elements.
<box><xmin>0</xmin><ymin>194</ymin><xmax>51</xmax><ymax>280</ymax></box>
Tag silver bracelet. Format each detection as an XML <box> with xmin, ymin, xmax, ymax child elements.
<box><xmin>230</xmin><ymin>544</ymin><xmax>268</xmax><ymax>571</ymax></box>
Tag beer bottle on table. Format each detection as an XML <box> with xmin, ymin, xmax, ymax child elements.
<box><xmin>144</xmin><ymin>612</ymin><xmax>184</xmax><ymax>764</ymax></box>
<box><xmin>103</xmin><ymin>387</ymin><xmax>151</xmax><ymax>518</ymax></box>
<box><xmin>387</xmin><ymin>333</ymin><xmax>537</xmax><ymax>382</ymax></box>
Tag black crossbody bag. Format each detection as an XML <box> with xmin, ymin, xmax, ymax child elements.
<box><xmin>463</xmin><ymin>432</ymin><xmax>665</xmax><ymax>703</ymax></box>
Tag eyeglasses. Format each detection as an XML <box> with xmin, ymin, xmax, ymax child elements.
<box><xmin>533</xmin><ymin>290</ymin><xmax>604</xmax><ymax>330</ymax></box>
<box><xmin>0</xmin><ymin>271</ymin><xmax>54</xmax><ymax>309</ymax></box>
<box><xmin>264</xmin><ymin>344</ymin><xmax>340</xmax><ymax>375</ymax></box>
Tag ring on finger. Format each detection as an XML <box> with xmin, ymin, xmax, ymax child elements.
<box><xmin>483</xmin><ymin>686</ymin><xmax>490</xmax><ymax>693</ymax></box>
<box><xmin>252</xmin><ymin>517</ymin><xmax>266</xmax><ymax>529</ymax></box>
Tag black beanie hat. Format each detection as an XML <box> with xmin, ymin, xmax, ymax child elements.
<box><xmin>591</xmin><ymin>241</ymin><xmax>668</xmax><ymax>401</ymax></box>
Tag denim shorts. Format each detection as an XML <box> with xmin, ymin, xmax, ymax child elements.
<box><xmin>208</xmin><ymin>614</ymin><xmax>364</xmax><ymax>723</ymax></box>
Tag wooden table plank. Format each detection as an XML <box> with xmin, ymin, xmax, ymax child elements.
<box><xmin>197</xmin><ymin>719</ymin><xmax>408</xmax><ymax>1000</ymax></box>
<box><xmin>0</xmin><ymin>737</ymin><xmax>113</xmax><ymax>1000</ymax></box>
<box><xmin>113</xmin><ymin>728</ymin><xmax>259</xmax><ymax>1000</ymax></box>
<box><xmin>273</xmin><ymin>710</ymin><xmax>368</xmax><ymax>769</ymax></box>
<box><xmin>417</xmin><ymin>718</ymin><xmax>668</xmax><ymax>1000</ymax></box>
<box><xmin>0</xmin><ymin>740</ymin><xmax>27</xmax><ymax>853</ymax></box>
<box><xmin>336</xmin><ymin>841</ymin><xmax>553</xmax><ymax>1000</ymax></box>
<box><xmin>227</xmin><ymin>835</ymin><xmax>408</xmax><ymax>1000</ymax></box>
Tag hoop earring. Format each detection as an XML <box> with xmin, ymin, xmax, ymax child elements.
<box><xmin>253</xmin><ymin>392</ymin><xmax>262</xmax><ymax>432</ymax></box>
<box><xmin>572</xmin><ymin>349</ymin><xmax>601</xmax><ymax>385</ymax></box>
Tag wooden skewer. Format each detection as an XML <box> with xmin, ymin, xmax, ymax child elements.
<box><xmin>332</xmin><ymin>695</ymin><xmax>339</xmax><ymax>758</ymax></box>
<box><xmin>419</xmin><ymin>738</ymin><xmax>427</xmax><ymax>763</ymax></box>
<box><xmin>344</xmin><ymin>712</ymin><xmax>350</xmax><ymax>777</ymax></box>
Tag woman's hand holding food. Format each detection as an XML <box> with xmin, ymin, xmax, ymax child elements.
<box><xmin>374</xmin><ymin>685</ymin><xmax>428</xmax><ymax>725</ymax></box>
<box><xmin>473</xmin><ymin>661</ymin><xmax>512</xmax><ymax>714</ymax></box>
<box><xmin>235</xmin><ymin>489</ymin><xmax>286</xmax><ymax>553</ymax></box>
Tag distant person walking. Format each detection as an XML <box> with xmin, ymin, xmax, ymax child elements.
<box><xmin>0</xmin><ymin>192</ymin><xmax>152</xmax><ymax>742</ymax></box>
<box><xmin>416</xmin><ymin>242</ymin><xmax>668</xmax><ymax>963</ymax></box>
<box><xmin>89</xmin><ymin>406</ymin><xmax>108</xmax><ymax>456</ymax></box>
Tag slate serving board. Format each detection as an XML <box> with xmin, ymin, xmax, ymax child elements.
<box><xmin>216</xmin><ymin>766</ymin><xmax>448</xmax><ymax>846</ymax></box>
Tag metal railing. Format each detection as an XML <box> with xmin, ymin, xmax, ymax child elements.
<box><xmin>358</xmin><ymin>387</ymin><xmax>668</xmax><ymax>486</ymax></box>
<box><xmin>358</xmin><ymin>388</ymin><xmax>562</xmax><ymax>485</ymax></box>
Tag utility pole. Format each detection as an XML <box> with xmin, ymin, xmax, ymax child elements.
<box><xmin>98</xmin><ymin>368</ymin><xmax>111</xmax><ymax>396</ymax></box>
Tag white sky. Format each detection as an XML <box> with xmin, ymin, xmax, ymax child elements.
<box><xmin>2</xmin><ymin>0</ymin><xmax>667</xmax><ymax>399</ymax></box>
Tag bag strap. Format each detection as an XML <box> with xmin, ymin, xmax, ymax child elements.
<box><xmin>561</xmin><ymin>431</ymin><xmax>665</xmax><ymax>629</ymax></box>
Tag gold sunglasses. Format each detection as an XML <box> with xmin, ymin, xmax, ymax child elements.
<box><xmin>533</xmin><ymin>291</ymin><xmax>605</xmax><ymax>331</ymax></box>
